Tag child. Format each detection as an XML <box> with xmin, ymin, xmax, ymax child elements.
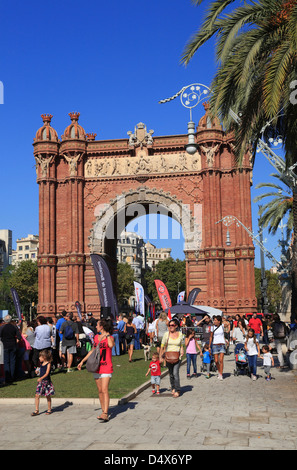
<box><xmin>146</xmin><ymin>352</ymin><xmax>161</xmax><ymax>395</ymax></box>
<box><xmin>31</xmin><ymin>349</ymin><xmax>55</xmax><ymax>416</ymax></box>
<box><xmin>185</xmin><ymin>329</ymin><xmax>202</xmax><ymax>378</ymax></box>
<box><xmin>244</xmin><ymin>328</ymin><xmax>260</xmax><ymax>381</ymax></box>
<box><xmin>202</xmin><ymin>343</ymin><xmax>211</xmax><ymax>379</ymax></box>
<box><xmin>260</xmin><ymin>344</ymin><xmax>274</xmax><ymax>381</ymax></box>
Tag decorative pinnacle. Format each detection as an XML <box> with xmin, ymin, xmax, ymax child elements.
<box><xmin>69</xmin><ymin>112</ymin><xmax>80</xmax><ymax>122</ymax></box>
<box><xmin>41</xmin><ymin>114</ymin><xmax>53</xmax><ymax>124</ymax></box>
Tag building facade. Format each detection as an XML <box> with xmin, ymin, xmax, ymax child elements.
<box><xmin>33</xmin><ymin>108</ymin><xmax>257</xmax><ymax>317</ymax></box>
<box><xmin>11</xmin><ymin>234</ymin><xmax>39</xmax><ymax>265</ymax></box>
<box><xmin>0</xmin><ymin>229</ymin><xmax>12</xmax><ymax>274</ymax></box>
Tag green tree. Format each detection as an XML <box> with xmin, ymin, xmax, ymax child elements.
<box><xmin>144</xmin><ymin>258</ymin><xmax>186</xmax><ymax>305</ymax></box>
<box><xmin>254</xmin><ymin>267</ymin><xmax>282</xmax><ymax>313</ymax></box>
<box><xmin>117</xmin><ymin>262</ymin><xmax>136</xmax><ymax>303</ymax></box>
<box><xmin>0</xmin><ymin>264</ymin><xmax>15</xmax><ymax>311</ymax></box>
<box><xmin>0</xmin><ymin>260</ymin><xmax>38</xmax><ymax>317</ymax></box>
<box><xmin>181</xmin><ymin>0</ymin><xmax>297</xmax><ymax>319</ymax></box>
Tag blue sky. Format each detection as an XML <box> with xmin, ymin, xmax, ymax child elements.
<box><xmin>0</xmin><ymin>0</ymin><xmax>288</xmax><ymax>270</ymax></box>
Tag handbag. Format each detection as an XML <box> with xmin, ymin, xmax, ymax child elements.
<box><xmin>86</xmin><ymin>344</ymin><xmax>100</xmax><ymax>373</ymax></box>
<box><xmin>164</xmin><ymin>332</ymin><xmax>181</xmax><ymax>364</ymax></box>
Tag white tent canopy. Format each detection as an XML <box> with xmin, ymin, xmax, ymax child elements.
<box><xmin>192</xmin><ymin>305</ymin><xmax>222</xmax><ymax>318</ymax></box>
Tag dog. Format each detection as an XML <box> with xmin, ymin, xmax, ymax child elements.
<box><xmin>142</xmin><ymin>344</ymin><xmax>151</xmax><ymax>361</ymax></box>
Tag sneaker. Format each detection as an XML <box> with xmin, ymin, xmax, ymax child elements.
<box><xmin>156</xmin><ymin>391</ymin><xmax>160</xmax><ymax>395</ymax></box>
<box><xmin>152</xmin><ymin>389</ymin><xmax>156</xmax><ymax>394</ymax></box>
<box><xmin>252</xmin><ymin>374</ymin><xmax>257</xmax><ymax>381</ymax></box>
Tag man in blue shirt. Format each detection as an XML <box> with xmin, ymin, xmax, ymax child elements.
<box><xmin>56</xmin><ymin>311</ymin><xmax>67</xmax><ymax>368</ymax></box>
<box><xmin>117</xmin><ymin>314</ymin><xmax>126</xmax><ymax>354</ymax></box>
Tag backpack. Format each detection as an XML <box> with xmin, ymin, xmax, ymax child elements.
<box><xmin>64</xmin><ymin>322</ymin><xmax>74</xmax><ymax>340</ymax></box>
<box><xmin>273</xmin><ymin>321</ymin><xmax>287</xmax><ymax>339</ymax></box>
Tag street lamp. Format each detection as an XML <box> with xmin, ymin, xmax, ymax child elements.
<box><xmin>159</xmin><ymin>83</ymin><xmax>211</xmax><ymax>155</ymax></box>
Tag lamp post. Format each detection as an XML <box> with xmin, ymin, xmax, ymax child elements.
<box><xmin>159</xmin><ymin>83</ymin><xmax>211</xmax><ymax>155</ymax></box>
<box><xmin>216</xmin><ymin>215</ymin><xmax>290</xmax><ymax>313</ymax></box>
<box><xmin>258</xmin><ymin>207</ymin><xmax>269</xmax><ymax>314</ymax></box>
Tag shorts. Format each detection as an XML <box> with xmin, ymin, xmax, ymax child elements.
<box><xmin>212</xmin><ymin>344</ymin><xmax>226</xmax><ymax>355</ymax></box>
<box><xmin>151</xmin><ymin>376</ymin><xmax>161</xmax><ymax>385</ymax></box>
<box><xmin>93</xmin><ymin>373</ymin><xmax>113</xmax><ymax>379</ymax></box>
<box><xmin>61</xmin><ymin>345</ymin><xmax>77</xmax><ymax>355</ymax></box>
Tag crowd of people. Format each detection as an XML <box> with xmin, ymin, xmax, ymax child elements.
<box><xmin>0</xmin><ymin>308</ymin><xmax>296</xmax><ymax>421</ymax></box>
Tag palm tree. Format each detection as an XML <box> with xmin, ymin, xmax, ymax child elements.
<box><xmin>181</xmin><ymin>0</ymin><xmax>297</xmax><ymax>319</ymax></box>
<box><xmin>254</xmin><ymin>173</ymin><xmax>293</xmax><ymax>237</ymax></box>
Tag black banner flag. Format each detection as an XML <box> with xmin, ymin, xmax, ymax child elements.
<box><xmin>90</xmin><ymin>254</ymin><xmax>116</xmax><ymax>319</ymax></box>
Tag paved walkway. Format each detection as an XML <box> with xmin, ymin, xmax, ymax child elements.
<box><xmin>1</xmin><ymin>346</ymin><xmax>297</xmax><ymax>451</ymax></box>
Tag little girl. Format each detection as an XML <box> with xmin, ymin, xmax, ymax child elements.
<box><xmin>185</xmin><ymin>329</ymin><xmax>202</xmax><ymax>378</ymax></box>
<box><xmin>245</xmin><ymin>328</ymin><xmax>260</xmax><ymax>381</ymax></box>
<box><xmin>31</xmin><ymin>349</ymin><xmax>55</xmax><ymax>416</ymax></box>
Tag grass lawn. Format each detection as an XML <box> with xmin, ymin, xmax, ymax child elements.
<box><xmin>0</xmin><ymin>349</ymin><xmax>161</xmax><ymax>399</ymax></box>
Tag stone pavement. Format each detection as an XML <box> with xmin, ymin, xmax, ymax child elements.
<box><xmin>0</xmin><ymin>346</ymin><xmax>297</xmax><ymax>451</ymax></box>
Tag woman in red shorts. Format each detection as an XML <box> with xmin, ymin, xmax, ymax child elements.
<box><xmin>78</xmin><ymin>318</ymin><xmax>114</xmax><ymax>422</ymax></box>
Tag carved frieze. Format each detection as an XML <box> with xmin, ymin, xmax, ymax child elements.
<box><xmin>84</xmin><ymin>151</ymin><xmax>201</xmax><ymax>178</ymax></box>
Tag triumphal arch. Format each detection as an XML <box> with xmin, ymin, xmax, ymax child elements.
<box><xmin>33</xmin><ymin>104</ymin><xmax>257</xmax><ymax>317</ymax></box>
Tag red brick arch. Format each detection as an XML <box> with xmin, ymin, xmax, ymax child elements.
<box><xmin>34</xmin><ymin>112</ymin><xmax>257</xmax><ymax>317</ymax></box>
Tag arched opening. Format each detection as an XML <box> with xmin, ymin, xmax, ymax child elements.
<box><xmin>90</xmin><ymin>186</ymin><xmax>202</xmax><ymax>303</ymax></box>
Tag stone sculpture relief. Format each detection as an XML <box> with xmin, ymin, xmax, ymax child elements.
<box><xmin>35</xmin><ymin>154</ymin><xmax>54</xmax><ymax>178</ymax></box>
<box><xmin>63</xmin><ymin>153</ymin><xmax>81</xmax><ymax>176</ymax></box>
<box><xmin>84</xmin><ymin>152</ymin><xmax>201</xmax><ymax>178</ymax></box>
<box><xmin>201</xmin><ymin>144</ymin><xmax>219</xmax><ymax>168</ymax></box>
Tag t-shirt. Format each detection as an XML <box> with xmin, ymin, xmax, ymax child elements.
<box><xmin>263</xmin><ymin>352</ymin><xmax>273</xmax><ymax>366</ymax></box>
<box><xmin>245</xmin><ymin>337</ymin><xmax>259</xmax><ymax>356</ymax></box>
<box><xmin>56</xmin><ymin>317</ymin><xmax>66</xmax><ymax>341</ymax></box>
<box><xmin>60</xmin><ymin>320</ymin><xmax>78</xmax><ymax>347</ymax></box>
<box><xmin>202</xmin><ymin>323</ymin><xmax>212</xmax><ymax>343</ymax></box>
<box><xmin>0</xmin><ymin>323</ymin><xmax>21</xmax><ymax>349</ymax></box>
<box><xmin>149</xmin><ymin>360</ymin><xmax>161</xmax><ymax>376</ymax></box>
<box><xmin>186</xmin><ymin>337</ymin><xmax>198</xmax><ymax>354</ymax></box>
<box><xmin>34</xmin><ymin>324</ymin><xmax>52</xmax><ymax>350</ymax></box>
<box><xmin>248</xmin><ymin>318</ymin><xmax>262</xmax><ymax>334</ymax></box>
<box><xmin>161</xmin><ymin>331</ymin><xmax>183</xmax><ymax>352</ymax></box>
<box><xmin>93</xmin><ymin>335</ymin><xmax>113</xmax><ymax>374</ymax></box>
<box><xmin>203</xmin><ymin>350</ymin><xmax>211</xmax><ymax>364</ymax></box>
<box><xmin>211</xmin><ymin>325</ymin><xmax>225</xmax><ymax>345</ymax></box>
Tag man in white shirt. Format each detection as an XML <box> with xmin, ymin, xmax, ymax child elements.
<box><xmin>133</xmin><ymin>314</ymin><xmax>144</xmax><ymax>350</ymax></box>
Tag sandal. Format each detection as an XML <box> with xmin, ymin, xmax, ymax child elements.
<box><xmin>46</xmin><ymin>410</ymin><xmax>52</xmax><ymax>415</ymax></box>
<box><xmin>31</xmin><ymin>411</ymin><xmax>39</xmax><ymax>416</ymax></box>
<box><xmin>97</xmin><ymin>412</ymin><xmax>109</xmax><ymax>422</ymax></box>
<box><xmin>173</xmin><ymin>392</ymin><xmax>180</xmax><ymax>398</ymax></box>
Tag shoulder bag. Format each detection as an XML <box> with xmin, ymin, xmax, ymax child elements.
<box><xmin>164</xmin><ymin>332</ymin><xmax>181</xmax><ymax>364</ymax></box>
<box><xmin>86</xmin><ymin>343</ymin><xmax>101</xmax><ymax>373</ymax></box>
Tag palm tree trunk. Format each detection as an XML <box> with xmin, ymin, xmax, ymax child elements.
<box><xmin>291</xmin><ymin>188</ymin><xmax>297</xmax><ymax>321</ymax></box>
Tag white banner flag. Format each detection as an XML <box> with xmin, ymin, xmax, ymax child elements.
<box><xmin>177</xmin><ymin>291</ymin><xmax>185</xmax><ymax>303</ymax></box>
<box><xmin>134</xmin><ymin>281</ymin><xmax>145</xmax><ymax>316</ymax></box>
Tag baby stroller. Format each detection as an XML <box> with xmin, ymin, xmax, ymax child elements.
<box><xmin>234</xmin><ymin>343</ymin><xmax>250</xmax><ymax>376</ymax></box>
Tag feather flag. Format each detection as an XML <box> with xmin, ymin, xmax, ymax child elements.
<box><xmin>154</xmin><ymin>279</ymin><xmax>172</xmax><ymax>311</ymax></box>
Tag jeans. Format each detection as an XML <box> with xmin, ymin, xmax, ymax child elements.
<box><xmin>4</xmin><ymin>347</ymin><xmax>17</xmax><ymax>382</ymax></box>
<box><xmin>186</xmin><ymin>353</ymin><xmax>197</xmax><ymax>375</ymax></box>
<box><xmin>167</xmin><ymin>360</ymin><xmax>181</xmax><ymax>392</ymax></box>
<box><xmin>112</xmin><ymin>333</ymin><xmax>120</xmax><ymax>356</ymax></box>
<box><xmin>134</xmin><ymin>329</ymin><xmax>141</xmax><ymax>350</ymax></box>
<box><xmin>247</xmin><ymin>354</ymin><xmax>258</xmax><ymax>376</ymax></box>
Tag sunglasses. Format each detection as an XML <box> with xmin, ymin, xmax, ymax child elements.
<box><xmin>169</xmin><ymin>323</ymin><xmax>177</xmax><ymax>327</ymax></box>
